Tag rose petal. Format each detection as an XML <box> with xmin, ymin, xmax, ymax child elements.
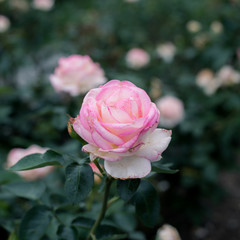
<box><xmin>136</xmin><ymin>128</ymin><xmax>172</xmax><ymax>161</ymax></box>
<box><xmin>104</xmin><ymin>156</ymin><xmax>151</xmax><ymax>179</ymax></box>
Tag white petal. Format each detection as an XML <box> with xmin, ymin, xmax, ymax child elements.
<box><xmin>136</xmin><ymin>128</ymin><xmax>172</xmax><ymax>161</ymax></box>
<box><xmin>104</xmin><ymin>156</ymin><xmax>151</xmax><ymax>179</ymax></box>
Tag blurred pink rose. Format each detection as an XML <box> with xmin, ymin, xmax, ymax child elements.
<box><xmin>32</xmin><ymin>0</ymin><xmax>54</xmax><ymax>11</ymax></box>
<box><xmin>156</xmin><ymin>224</ymin><xmax>181</xmax><ymax>240</ymax></box>
<box><xmin>0</xmin><ymin>15</ymin><xmax>10</xmax><ymax>33</ymax></box>
<box><xmin>126</xmin><ymin>48</ymin><xmax>150</xmax><ymax>69</ymax></box>
<box><xmin>196</xmin><ymin>69</ymin><xmax>219</xmax><ymax>95</ymax></box>
<box><xmin>156</xmin><ymin>42</ymin><xmax>176</xmax><ymax>63</ymax></box>
<box><xmin>7</xmin><ymin>145</ymin><xmax>53</xmax><ymax>181</ymax></box>
<box><xmin>73</xmin><ymin>80</ymin><xmax>171</xmax><ymax>179</ymax></box>
<box><xmin>156</xmin><ymin>96</ymin><xmax>184</xmax><ymax>128</ymax></box>
<box><xmin>50</xmin><ymin>55</ymin><xmax>107</xmax><ymax>96</ymax></box>
<box><xmin>216</xmin><ymin>65</ymin><xmax>240</xmax><ymax>86</ymax></box>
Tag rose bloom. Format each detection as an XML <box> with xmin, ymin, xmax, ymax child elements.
<box><xmin>216</xmin><ymin>65</ymin><xmax>240</xmax><ymax>86</ymax></box>
<box><xmin>156</xmin><ymin>224</ymin><xmax>181</xmax><ymax>240</ymax></box>
<box><xmin>32</xmin><ymin>0</ymin><xmax>54</xmax><ymax>11</ymax></box>
<box><xmin>196</xmin><ymin>69</ymin><xmax>219</xmax><ymax>95</ymax></box>
<box><xmin>156</xmin><ymin>96</ymin><xmax>184</xmax><ymax>128</ymax></box>
<box><xmin>73</xmin><ymin>80</ymin><xmax>171</xmax><ymax>179</ymax></box>
<box><xmin>156</xmin><ymin>42</ymin><xmax>176</xmax><ymax>63</ymax></box>
<box><xmin>125</xmin><ymin>48</ymin><xmax>150</xmax><ymax>69</ymax></box>
<box><xmin>210</xmin><ymin>21</ymin><xmax>223</xmax><ymax>34</ymax></box>
<box><xmin>7</xmin><ymin>145</ymin><xmax>53</xmax><ymax>181</ymax></box>
<box><xmin>0</xmin><ymin>15</ymin><xmax>10</xmax><ymax>33</ymax></box>
<box><xmin>186</xmin><ymin>20</ymin><xmax>202</xmax><ymax>33</ymax></box>
<box><xmin>50</xmin><ymin>55</ymin><xmax>107</xmax><ymax>96</ymax></box>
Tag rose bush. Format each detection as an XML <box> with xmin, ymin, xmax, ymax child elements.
<box><xmin>73</xmin><ymin>80</ymin><xmax>171</xmax><ymax>179</ymax></box>
<box><xmin>50</xmin><ymin>55</ymin><xmax>107</xmax><ymax>96</ymax></box>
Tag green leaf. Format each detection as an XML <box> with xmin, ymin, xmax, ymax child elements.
<box><xmin>64</xmin><ymin>163</ymin><xmax>94</xmax><ymax>204</ymax></box>
<box><xmin>57</xmin><ymin>225</ymin><xmax>78</xmax><ymax>240</ymax></box>
<box><xmin>2</xmin><ymin>181</ymin><xmax>45</xmax><ymax>200</ymax></box>
<box><xmin>133</xmin><ymin>180</ymin><xmax>160</xmax><ymax>227</ymax></box>
<box><xmin>151</xmin><ymin>162</ymin><xmax>179</xmax><ymax>174</ymax></box>
<box><xmin>96</xmin><ymin>225</ymin><xmax>127</xmax><ymax>240</ymax></box>
<box><xmin>0</xmin><ymin>170</ymin><xmax>22</xmax><ymax>184</ymax></box>
<box><xmin>9</xmin><ymin>150</ymin><xmax>65</xmax><ymax>171</ymax></box>
<box><xmin>72</xmin><ymin>216</ymin><xmax>95</xmax><ymax>230</ymax></box>
<box><xmin>19</xmin><ymin>205</ymin><xmax>52</xmax><ymax>240</ymax></box>
<box><xmin>117</xmin><ymin>179</ymin><xmax>140</xmax><ymax>202</ymax></box>
<box><xmin>8</xmin><ymin>230</ymin><xmax>18</xmax><ymax>240</ymax></box>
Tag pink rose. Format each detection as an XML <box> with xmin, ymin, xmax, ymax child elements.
<box><xmin>32</xmin><ymin>0</ymin><xmax>54</xmax><ymax>11</ymax></box>
<box><xmin>7</xmin><ymin>145</ymin><xmax>53</xmax><ymax>181</ymax></box>
<box><xmin>73</xmin><ymin>80</ymin><xmax>171</xmax><ymax>179</ymax></box>
<box><xmin>196</xmin><ymin>69</ymin><xmax>220</xmax><ymax>95</ymax></box>
<box><xmin>216</xmin><ymin>65</ymin><xmax>240</xmax><ymax>86</ymax></box>
<box><xmin>156</xmin><ymin>42</ymin><xmax>176</xmax><ymax>63</ymax></box>
<box><xmin>50</xmin><ymin>55</ymin><xmax>107</xmax><ymax>96</ymax></box>
<box><xmin>126</xmin><ymin>48</ymin><xmax>150</xmax><ymax>69</ymax></box>
<box><xmin>0</xmin><ymin>15</ymin><xmax>10</xmax><ymax>33</ymax></box>
<box><xmin>156</xmin><ymin>224</ymin><xmax>181</xmax><ymax>240</ymax></box>
<box><xmin>156</xmin><ymin>96</ymin><xmax>184</xmax><ymax>128</ymax></box>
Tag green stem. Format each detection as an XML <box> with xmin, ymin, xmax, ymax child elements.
<box><xmin>93</xmin><ymin>158</ymin><xmax>105</xmax><ymax>176</ymax></box>
<box><xmin>87</xmin><ymin>177</ymin><xmax>113</xmax><ymax>240</ymax></box>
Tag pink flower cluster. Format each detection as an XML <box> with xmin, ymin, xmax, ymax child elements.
<box><xmin>196</xmin><ymin>66</ymin><xmax>240</xmax><ymax>95</ymax></box>
<box><xmin>73</xmin><ymin>80</ymin><xmax>171</xmax><ymax>179</ymax></box>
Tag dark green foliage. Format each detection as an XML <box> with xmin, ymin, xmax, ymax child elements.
<box><xmin>117</xmin><ymin>179</ymin><xmax>140</xmax><ymax>202</ymax></box>
<box><xmin>18</xmin><ymin>206</ymin><xmax>52</xmax><ymax>240</ymax></box>
<box><xmin>64</xmin><ymin>163</ymin><xmax>94</xmax><ymax>204</ymax></box>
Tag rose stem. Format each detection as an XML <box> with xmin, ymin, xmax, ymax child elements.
<box><xmin>87</xmin><ymin>176</ymin><xmax>113</xmax><ymax>240</ymax></box>
<box><xmin>93</xmin><ymin>158</ymin><xmax>105</xmax><ymax>176</ymax></box>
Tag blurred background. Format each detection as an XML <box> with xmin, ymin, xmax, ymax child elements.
<box><xmin>1</xmin><ymin>0</ymin><xmax>240</xmax><ymax>239</ymax></box>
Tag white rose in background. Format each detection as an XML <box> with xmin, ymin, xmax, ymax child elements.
<box><xmin>7</xmin><ymin>145</ymin><xmax>54</xmax><ymax>181</ymax></box>
<box><xmin>156</xmin><ymin>43</ymin><xmax>176</xmax><ymax>63</ymax></box>
<box><xmin>126</xmin><ymin>48</ymin><xmax>150</xmax><ymax>69</ymax></box>
<box><xmin>156</xmin><ymin>224</ymin><xmax>181</xmax><ymax>240</ymax></box>
<box><xmin>210</xmin><ymin>21</ymin><xmax>223</xmax><ymax>34</ymax></box>
<box><xmin>50</xmin><ymin>55</ymin><xmax>107</xmax><ymax>96</ymax></box>
<box><xmin>186</xmin><ymin>20</ymin><xmax>202</xmax><ymax>33</ymax></box>
<box><xmin>156</xmin><ymin>96</ymin><xmax>184</xmax><ymax>128</ymax></box>
<box><xmin>216</xmin><ymin>65</ymin><xmax>240</xmax><ymax>86</ymax></box>
<box><xmin>32</xmin><ymin>0</ymin><xmax>54</xmax><ymax>11</ymax></box>
<box><xmin>196</xmin><ymin>69</ymin><xmax>220</xmax><ymax>95</ymax></box>
<box><xmin>0</xmin><ymin>15</ymin><xmax>10</xmax><ymax>33</ymax></box>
